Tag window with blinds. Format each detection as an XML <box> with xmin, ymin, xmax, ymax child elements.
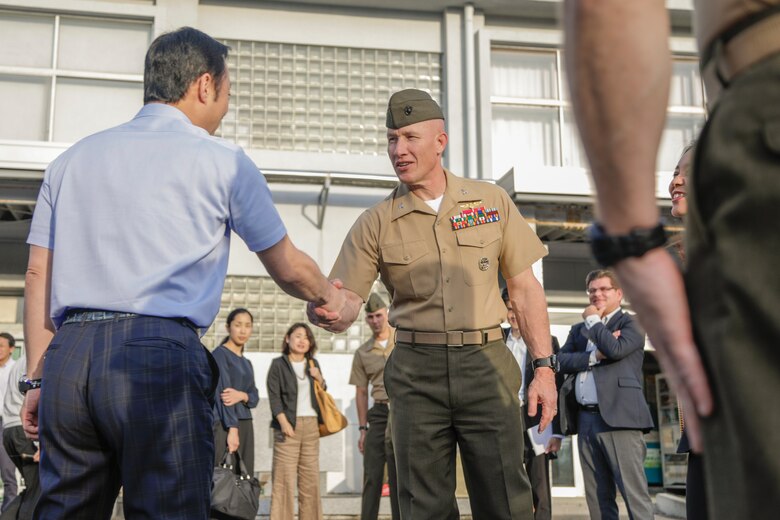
<box><xmin>489</xmin><ymin>46</ymin><xmax>706</xmax><ymax>178</ymax></box>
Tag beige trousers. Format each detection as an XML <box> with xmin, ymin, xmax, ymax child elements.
<box><xmin>270</xmin><ymin>416</ymin><xmax>323</xmax><ymax>520</ymax></box>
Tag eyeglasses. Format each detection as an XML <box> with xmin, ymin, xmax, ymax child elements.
<box><xmin>586</xmin><ymin>287</ymin><xmax>616</xmax><ymax>296</ymax></box>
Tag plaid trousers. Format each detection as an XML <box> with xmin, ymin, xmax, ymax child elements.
<box><xmin>36</xmin><ymin>315</ymin><xmax>217</xmax><ymax>520</ymax></box>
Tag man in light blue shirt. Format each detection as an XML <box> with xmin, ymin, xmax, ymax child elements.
<box><xmin>22</xmin><ymin>27</ymin><xmax>345</xmax><ymax>520</ymax></box>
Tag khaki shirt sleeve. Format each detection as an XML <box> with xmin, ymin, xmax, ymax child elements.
<box><xmin>329</xmin><ymin>209</ymin><xmax>381</xmax><ymax>302</ymax></box>
<box><xmin>349</xmin><ymin>351</ymin><xmax>369</xmax><ymax>387</ymax></box>
<box><xmin>497</xmin><ymin>189</ymin><xmax>548</xmax><ymax>279</ymax></box>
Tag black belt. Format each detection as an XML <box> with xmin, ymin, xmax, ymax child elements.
<box><xmin>63</xmin><ymin>309</ymin><xmax>200</xmax><ymax>335</ymax></box>
<box><xmin>580</xmin><ymin>404</ymin><xmax>600</xmax><ymax>413</ymax></box>
<box><xmin>374</xmin><ymin>400</ymin><xmax>389</xmax><ymax>405</ymax></box>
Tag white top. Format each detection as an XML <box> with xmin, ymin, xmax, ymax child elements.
<box><xmin>2</xmin><ymin>357</ymin><xmax>24</xmax><ymax>428</ymax></box>
<box><xmin>0</xmin><ymin>358</ymin><xmax>15</xmax><ymax>422</ymax></box>
<box><xmin>576</xmin><ymin>307</ymin><xmax>621</xmax><ymax>405</ymax></box>
<box><xmin>292</xmin><ymin>360</ymin><xmax>317</xmax><ymax>418</ymax></box>
<box><xmin>424</xmin><ymin>194</ymin><xmax>444</xmax><ymax>212</ymax></box>
<box><xmin>505</xmin><ymin>331</ymin><xmax>529</xmax><ymax>406</ymax></box>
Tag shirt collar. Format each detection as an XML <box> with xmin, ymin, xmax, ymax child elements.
<box><xmin>390</xmin><ymin>169</ymin><xmax>480</xmax><ymax>221</ymax></box>
<box><xmin>604</xmin><ymin>307</ymin><xmax>622</xmax><ymax>323</ymax></box>
<box><xmin>134</xmin><ymin>103</ymin><xmax>204</xmax><ymax>130</ymax></box>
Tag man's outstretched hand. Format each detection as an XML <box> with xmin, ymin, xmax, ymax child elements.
<box><xmin>307</xmin><ymin>279</ymin><xmax>361</xmax><ymax>333</ymax></box>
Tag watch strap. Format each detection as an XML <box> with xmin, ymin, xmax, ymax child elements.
<box><xmin>532</xmin><ymin>354</ymin><xmax>559</xmax><ymax>373</ymax></box>
<box><xmin>589</xmin><ymin>222</ymin><xmax>667</xmax><ymax>267</ymax></box>
<box><xmin>18</xmin><ymin>375</ymin><xmax>42</xmax><ymax>395</ymax></box>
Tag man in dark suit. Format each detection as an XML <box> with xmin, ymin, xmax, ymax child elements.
<box><xmin>502</xmin><ymin>289</ymin><xmax>561</xmax><ymax>520</ymax></box>
<box><xmin>558</xmin><ymin>269</ymin><xmax>654</xmax><ymax>520</ymax></box>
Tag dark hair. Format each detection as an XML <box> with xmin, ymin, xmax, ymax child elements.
<box><xmin>680</xmin><ymin>140</ymin><xmax>697</xmax><ymax>159</ymax></box>
<box><xmin>585</xmin><ymin>269</ymin><xmax>621</xmax><ymax>290</ymax></box>
<box><xmin>501</xmin><ymin>287</ymin><xmax>510</xmax><ymax>303</ymax></box>
<box><xmin>143</xmin><ymin>27</ymin><xmax>230</xmax><ymax>104</ymax></box>
<box><xmin>220</xmin><ymin>308</ymin><xmax>254</xmax><ymax>346</ymax></box>
<box><xmin>281</xmin><ymin>323</ymin><xmax>317</xmax><ymax>359</ymax></box>
<box><xmin>227</xmin><ymin>308</ymin><xmax>253</xmax><ymax>326</ymax></box>
<box><xmin>0</xmin><ymin>333</ymin><xmax>14</xmax><ymax>347</ymax></box>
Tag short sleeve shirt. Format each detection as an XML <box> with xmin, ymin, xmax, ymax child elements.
<box><xmin>27</xmin><ymin>104</ymin><xmax>286</xmax><ymax>328</ymax></box>
<box><xmin>349</xmin><ymin>328</ymin><xmax>395</xmax><ymax>402</ymax></box>
<box><xmin>694</xmin><ymin>0</ymin><xmax>780</xmax><ymax>50</ymax></box>
<box><xmin>330</xmin><ymin>169</ymin><xmax>547</xmax><ymax>331</ymax></box>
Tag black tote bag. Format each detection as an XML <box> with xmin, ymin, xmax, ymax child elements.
<box><xmin>211</xmin><ymin>450</ymin><xmax>261</xmax><ymax>520</ymax></box>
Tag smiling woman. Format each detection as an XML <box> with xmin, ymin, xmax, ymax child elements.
<box><xmin>266</xmin><ymin>323</ymin><xmax>326</xmax><ymax>520</ymax></box>
<box><xmin>669</xmin><ymin>142</ymin><xmax>695</xmax><ymax>219</ymax></box>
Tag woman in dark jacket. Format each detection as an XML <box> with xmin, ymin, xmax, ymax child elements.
<box><xmin>212</xmin><ymin>308</ymin><xmax>259</xmax><ymax>475</ymax></box>
<box><xmin>267</xmin><ymin>323</ymin><xmax>325</xmax><ymax>520</ymax></box>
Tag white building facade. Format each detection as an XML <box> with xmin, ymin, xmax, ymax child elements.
<box><xmin>0</xmin><ymin>0</ymin><xmax>703</xmax><ymax>497</ymax></box>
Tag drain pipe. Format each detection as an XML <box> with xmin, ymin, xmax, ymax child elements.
<box><xmin>464</xmin><ymin>3</ymin><xmax>478</xmax><ymax>179</ymax></box>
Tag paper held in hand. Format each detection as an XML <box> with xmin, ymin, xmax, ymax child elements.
<box><xmin>527</xmin><ymin>424</ymin><xmax>553</xmax><ymax>456</ymax></box>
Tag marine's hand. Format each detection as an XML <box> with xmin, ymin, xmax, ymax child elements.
<box><xmin>546</xmin><ymin>436</ymin><xmax>562</xmax><ymax>454</ymax></box>
<box><xmin>526</xmin><ymin>368</ymin><xmax>558</xmax><ymax>433</ymax></box>
<box><xmin>613</xmin><ymin>248</ymin><xmax>713</xmax><ymax>453</ymax></box>
<box><xmin>358</xmin><ymin>430</ymin><xmax>366</xmax><ymax>454</ymax></box>
<box><xmin>307</xmin><ymin>279</ymin><xmax>344</xmax><ymax>329</ymax></box>
<box><xmin>308</xmin><ymin>281</ymin><xmax>362</xmax><ymax>333</ymax></box>
<box><xmin>22</xmin><ymin>389</ymin><xmax>40</xmax><ymax>440</ymax></box>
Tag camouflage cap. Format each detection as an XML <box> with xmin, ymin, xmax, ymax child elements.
<box><xmin>386</xmin><ymin>89</ymin><xmax>444</xmax><ymax>129</ymax></box>
<box><xmin>365</xmin><ymin>293</ymin><xmax>388</xmax><ymax>313</ymax></box>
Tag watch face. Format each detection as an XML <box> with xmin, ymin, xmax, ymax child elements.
<box><xmin>18</xmin><ymin>376</ymin><xmax>41</xmax><ymax>395</ymax></box>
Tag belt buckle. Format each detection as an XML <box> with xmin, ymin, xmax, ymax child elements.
<box><xmin>447</xmin><ymin>330</ymin><xmax>464</xmax><ymax>347</ymax></box>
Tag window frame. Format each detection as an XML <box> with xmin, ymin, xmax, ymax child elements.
<box><xmin>0</xmin><ymin>9</ymin><xmax>150</xmax><ymax>143</ymax></box>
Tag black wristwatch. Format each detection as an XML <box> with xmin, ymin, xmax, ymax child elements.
<box><xmin>18</xmin><ymin>375</ymin><xmax>42</xmax><ymax>395</ymax></box>
<box><xmin>358</xmin><ymin>425</ymin><xmax>369</xmax><ymax>431</ymax></box>
<box><xmin>589</xmin><ymin>222</ymin><xmax>667</xmax><ymax>267</ymax></box>
<box><xmin>532</xmin><ymin>355</ymin><xmax>559</xmax><ymax>373</ymax></box>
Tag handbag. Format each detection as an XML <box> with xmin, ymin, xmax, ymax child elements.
<box><xmin>309</xmin><ymin>359</ymin><xmax>348</xmax><ymax>437</ymax></box>
<box><xmin>210</xmin><ymin>449</ymin><xmax>261</xmax><ymax>520</ymax></box>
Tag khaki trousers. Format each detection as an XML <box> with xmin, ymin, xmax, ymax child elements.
<box><xmin>270</xmin><ymin>416</ymin><xmax>323</xmax><ymax>520</ymax></box>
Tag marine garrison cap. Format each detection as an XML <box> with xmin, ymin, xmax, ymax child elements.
<box><xmin>386</xmin><ymin>89</ymin><xmax>444</xmax><ymax>129</ymax></box>
<box><xmin>365</xmin><ymin>293</ymin><xmax>388</xmax><ymax>313</ymax></box>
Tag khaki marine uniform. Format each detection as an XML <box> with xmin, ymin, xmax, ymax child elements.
<box><xmin>331</xmin><ymin>169</ymin><xmax>547</xmax><ymax>520</ymax></box>
<box><xmin>350</xmin><ymin>331</ymin><xmax>398</xmax><ymax>520</ymax></box>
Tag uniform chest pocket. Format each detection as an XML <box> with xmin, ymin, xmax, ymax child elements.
<box><xmin>380</xmin><ymin>240</ymin><xmax>436</xmax><ymax>299</ymax></box>
<box><xmin>455</xmin><ymin>225</ymin><xmax>502</xmax><ymax>286</ymax></box>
